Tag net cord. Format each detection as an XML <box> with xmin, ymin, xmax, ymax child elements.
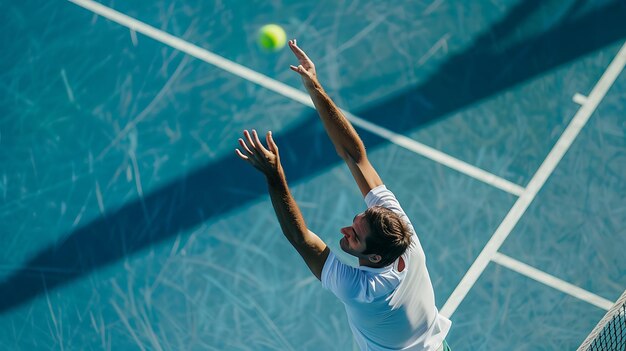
<box><xmin>577</xmin><ymin>289</ymin><xmax>626</xmax><ymax>351</ymax></box>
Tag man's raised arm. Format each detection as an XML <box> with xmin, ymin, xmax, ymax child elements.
<box><xmin>288</xmin><ymin>39</ymin><xmax>383</xmax><ymax>197</ymax></box>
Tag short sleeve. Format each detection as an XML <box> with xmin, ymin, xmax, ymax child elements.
<box><xmin>321</xmin><ymin>251</ymin><xmax>370</xmax><ymax>303</ymax></box>
<box><xmin>364</xmin><ymin>185</ymin><xmax>415</xmax><ymax>236</ymax></box>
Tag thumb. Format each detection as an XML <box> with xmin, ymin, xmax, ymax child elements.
<box><xmin>289</xmin><ymin>65</ymin><xmax>307</xmax><ymax>75</ymax></box>
<box><xmin>297</xmin><ymin>65</ymin><xmax>309</xmax><ymax>75</ymax></box>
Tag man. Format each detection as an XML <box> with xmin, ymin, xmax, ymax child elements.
<box><xmin>235</xmin><ymin>39</ymin><xmax>451</xmax><ymax>351</ymax></box>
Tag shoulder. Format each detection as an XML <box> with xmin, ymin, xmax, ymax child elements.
<box><xmin>365</xmin><ymin>185</ymin><xmax>407</xmax><ymax>218</ymax></box>
<box><xmin>364</xmin><ymin>184</ymin><xmax>396</xmax><ymax>208</ymax></box>
<box><xmin>322</xmin><ymin>251</ymin><xmax>401</xmax><ymax>302</ymax></box>
<box><xmin>365</xmin><ymin>185</ymin><xmax>417</xmax><ymax>237</ymax></box>
<box><xmin>321</xmin><ymin>252</ymin><xmax>365</xmax><ymax>300</ymax></box>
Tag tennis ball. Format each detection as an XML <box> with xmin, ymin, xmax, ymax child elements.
<box><xmin>258</xmin><ymin>24</ymin><xmax>287</xmax><ymax>51</ymax></box>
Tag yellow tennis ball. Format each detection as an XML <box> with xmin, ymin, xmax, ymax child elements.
<box><xmin>258</xmin><ymin>24</ymin><xmax>287</xmax><ymax>51</ymax></box>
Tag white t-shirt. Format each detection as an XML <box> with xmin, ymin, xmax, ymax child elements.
<box><xmin>321</xmin><ymin>185</ymin><xmax>451</xmax><ymax>351</ymax></box>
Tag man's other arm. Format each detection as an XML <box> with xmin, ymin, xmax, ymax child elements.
<box><xmin>266</xmin><ymin>167</ymin><xmax>329</xmax><ymax>280</ymax></box>
<box><xmin>236</xmin><ymin>130</ymin><xmax>329</xmax><ymax>280</ymax></box>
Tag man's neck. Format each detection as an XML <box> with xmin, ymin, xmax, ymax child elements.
<box><xmin>358</xmin><ymin>258</ymin><xmax>386</xmax><ymax>268</ymax></box>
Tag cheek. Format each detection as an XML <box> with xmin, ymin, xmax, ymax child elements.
<box><xmin>351</xmin><ymin>239</ymin><xmax>362</xmax><ymax>251</ymax></box>
<box><xmin>344</xmin><ymin>236</ymin><xmax>357</xmax><ymax>250</ymax></box>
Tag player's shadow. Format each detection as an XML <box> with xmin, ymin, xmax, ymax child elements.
<box><xmin>1</xmin><ymin>0</ymin><xmax>625</xmax><ymax>313</ymax></box>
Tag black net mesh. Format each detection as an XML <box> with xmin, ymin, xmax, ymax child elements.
<box><xmin>578</xmin><ymin>290</ymin><xmax>626</xmax><ymax>351</ymax></box>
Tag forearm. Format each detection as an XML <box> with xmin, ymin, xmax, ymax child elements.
<box><xmin>305</xmin><ymin>80</ymin><xmax>366</xmax><ymax>162</ymax></box>
<box><xmin>266</xmin><ymin>168</ymin><xmax>309</xmax><ymax>246</ymax></box>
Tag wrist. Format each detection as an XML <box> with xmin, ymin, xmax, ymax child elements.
<box><xmin>266</xmin><ymin>165</ymin><xmax>285</xmax><ymax>185</ymax></box>
<box><xmin>304</xmin><ymin>77</ymin><xmax>321</xmax><ymax>91</ymax></box>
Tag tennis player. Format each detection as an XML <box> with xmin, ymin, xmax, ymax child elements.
<box><xmin>235</xmin><ymin>39</ymin><xmax>451</xmax><ymax>351</ymax></box>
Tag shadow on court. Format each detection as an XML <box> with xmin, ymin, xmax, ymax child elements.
<box><xmin>1</xmin><ymin>0</ymin><xmax>624</xmax><ymax>313</ymax></box>
<box><xmin>360</xmin><ymin>0</ymin><xmax>626</xmax><ymax>132</ymax></box>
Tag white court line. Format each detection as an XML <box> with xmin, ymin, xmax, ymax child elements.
<box><xmin>441</xmin><ymin>40</ymin><xmax>626</xmax><ymax>318</ymax></box>
<box><xmin>572</xmin><ymin>92</ymin><xmax>588</xmax><ymax>105</ymax></box>
<box><xmin>492</xmin><ymin>252</ymin><xmax>613</xmax><ymax>311</ymax></box>
<box><xmin>67</xmin><ymin>0</ymin><xmax>524</xmax><ymax>197</ymax></box>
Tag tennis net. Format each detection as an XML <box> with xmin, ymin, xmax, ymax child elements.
<box><xmin>577</xmin><ymin>289</ymin><xmax>626</xmax><ymax>351</ymax></box>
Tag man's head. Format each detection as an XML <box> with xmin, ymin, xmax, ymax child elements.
<box><xmin>339</xmin><ymin>206</ymin><xmax>412</xmax><ymax>267</ymax></box>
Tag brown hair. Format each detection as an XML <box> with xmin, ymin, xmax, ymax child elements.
<box><xmin>362</xmin><ymin>206</ymin><xmax>413</xmax><ymax>267</ymax></box>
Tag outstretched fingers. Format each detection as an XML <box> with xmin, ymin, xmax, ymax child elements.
<box><xmin>235</xmin><ymin>148</ymin><xmax>248</xmax><ymax>160</ymax></box>
<box><xmin>243</xmin><ymin>129</ymin><xmax>256</xmax><ymax>149</ymax></box>
<box><xmin>266</xmin><ymin>131</ymin><xmax>278</xmax><ymax>153</ymax></box>
<box><xmin>288</xmin><ymin>39</ymin><xmax>311</xmax><ymax>63</ymax></box>
<box><xmin>236</xmin><ymin>130</ymin><xmax>259</xmax><ymax>164</ymax></box>
<box><xmin>251</xmin><ymin>129</ymin><xmax>269</xmax><ymax>153</ymax></box>
<box><xmin>235</xmin><ymin>129</ymin><xmax>281</xmax><ymax>175</ymax></box>
<box><xmin>236</xmin><ymin>129</ymin><xmax>274</xmax><ymax>161</ymax></box>
<box><xmin>238</xmin><ymin>136</ymin><xmax>253</xmax><ymax>154</ymax></box>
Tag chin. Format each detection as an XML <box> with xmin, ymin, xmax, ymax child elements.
<box><xmin>339</xmin><ymin>238</ymin><xmax>357</xmax><ymax>257</ymax></box>
<box><xmin>339</xmin><ymin>237</ymin><xmax>349</xmax><ymax>253</ymax></box>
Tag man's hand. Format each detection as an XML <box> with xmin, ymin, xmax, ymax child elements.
<box><xmin>235</xmin><ymin>129</ymin><xmax>281</xmax><ymax>178</ymax></box>
<box><xmin>288</xmin><ymin>39</ymin><xmax>318</xmax><ymax>87</ymax></box>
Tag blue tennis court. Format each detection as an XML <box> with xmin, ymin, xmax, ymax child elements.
<box><xmin>1</xmin><ymin>0</ymin><xmax>625</xmax><ymax>350</ymax></box>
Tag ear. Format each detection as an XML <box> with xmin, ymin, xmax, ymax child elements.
<box><xmin>368</xmin><ymin>254</ymin><xmax>382</xmax><ymax>264</ymax></box>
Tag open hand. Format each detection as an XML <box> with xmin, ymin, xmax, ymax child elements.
<box><xmin>235</xmin><ymin>130</ymin><xmax>281</xmax><ymax>177</ymax></box>
<box><xmin>289</xmin><ymin>39</ymin><xmax>317</xmax><ymax>86</ymax></box>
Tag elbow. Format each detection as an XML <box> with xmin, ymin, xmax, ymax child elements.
<box><xmin>288</xmin><ymin>227</ymin><xmax>310</xmax><ymax>247</ymax></box>
<box><xmin>336</xmin><ymin>148</ymin><xmax>350</xmax><ymax>161</ymax></box>
<box><xmin>291</xmin><ymin>232</ymin><xmax>306</xmax><ymax>246</ymax></box>
<box><xmin>338</xmin><ymin>148</ymin><xmax>366</xmax><ymax>164</ymax></box>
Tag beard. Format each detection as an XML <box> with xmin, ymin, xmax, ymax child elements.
<box><xmin>339</xmin><ymin>236</ymin><xmax>361</xmax><ymax>257</ymax></box>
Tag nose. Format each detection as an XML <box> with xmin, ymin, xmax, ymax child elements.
<box><xmin>340</xmin><ymin>227</ymin><xmax>350</xmax><ymax>237</ymax></box>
